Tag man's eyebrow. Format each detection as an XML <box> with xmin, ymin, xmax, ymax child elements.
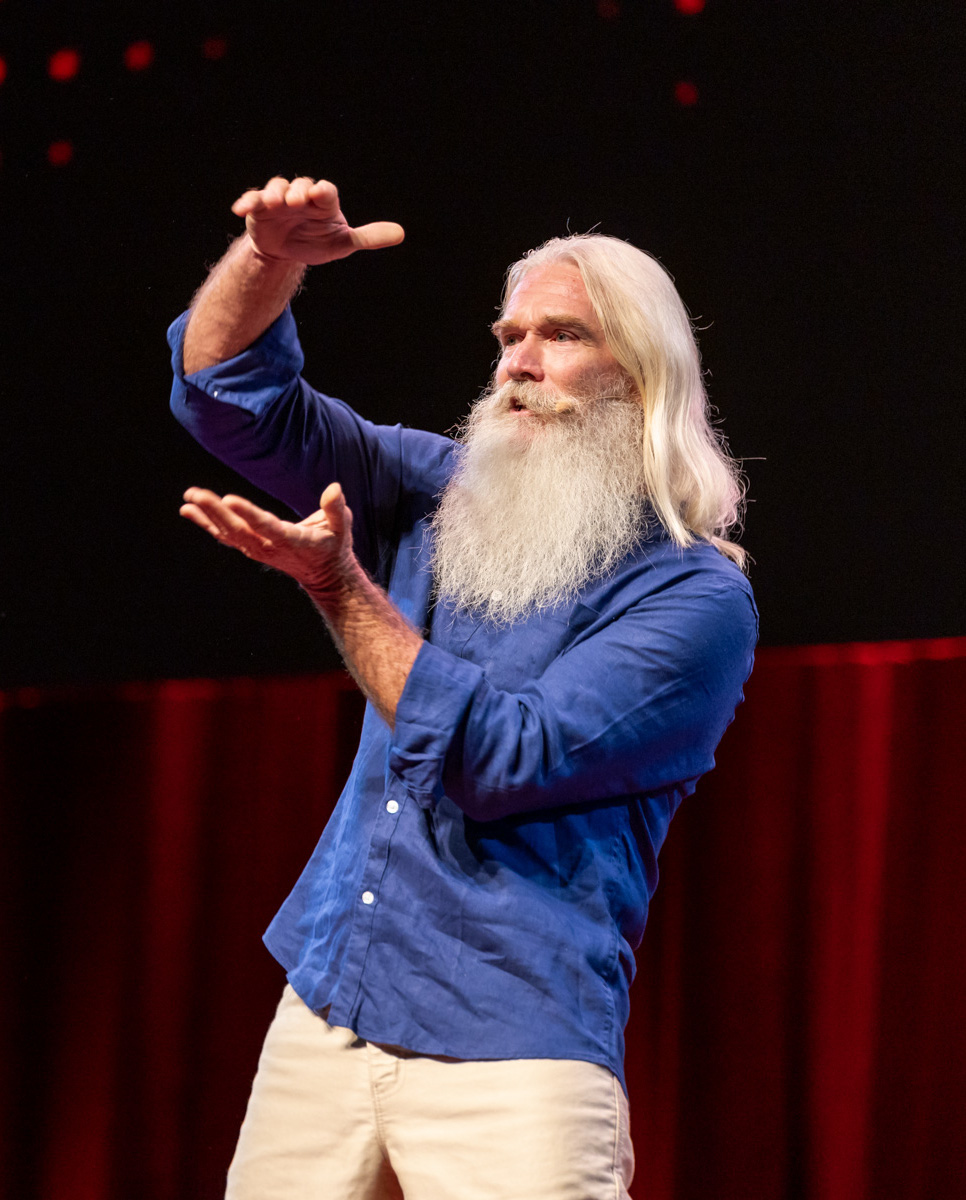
<box><xmin>490</xmin><ymin>314</ymin><xmax>602</xmax><ymax>341</ymax></box>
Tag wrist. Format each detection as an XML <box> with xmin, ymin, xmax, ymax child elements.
<box><xmin>301</xmin><ymin>553</ymin><xmax>366</xmax><ymax>616</ymax></box>
<box><xmin>243</xmin><ymin>232</ymin><xmax>305</xmax><ymax>273</ymax></box>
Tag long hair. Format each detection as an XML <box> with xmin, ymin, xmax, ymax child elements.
<box><xmin>502</xmin><ymin>235</ymin><xmax>747</xmax><ymax>568</ymax></box>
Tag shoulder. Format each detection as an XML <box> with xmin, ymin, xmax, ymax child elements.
<box><xmin>396</xmin><ymin>424</ymin><xmax>458</xmax><ymax>497</ymax></box>
<box><xmin>601</xmin><ymin>531</ymin><xmax>755</xmax><ymax>608</ymax></box>
<box><xmin>580</xmin><ymin>534</ymin><xmax>759</xmax><ymax>666</ymax></box>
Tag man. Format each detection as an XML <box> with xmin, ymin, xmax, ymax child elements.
<box><xmin>169</xmin><ymin>176</ymin><xmax>757</xmax><ymax>1200</ymax></box>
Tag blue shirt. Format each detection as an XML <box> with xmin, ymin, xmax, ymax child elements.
<box><xmin>168</xmin><ymin>307</ymin><xmax>758</xmax><ymax>1091</ymax></box>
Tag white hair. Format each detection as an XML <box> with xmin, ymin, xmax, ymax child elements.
<box><xmin>502</xmin><ymin>234</ymin><xmax>747</xmax><ymax>568</ymax></box>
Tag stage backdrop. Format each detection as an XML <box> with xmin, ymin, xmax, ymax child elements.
<box><xmin>2</xmin><ymin>638</ymin><xmax>964</xmax><ymax>1200</ymax></box>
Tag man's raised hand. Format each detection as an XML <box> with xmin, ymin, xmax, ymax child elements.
<box><xmin>231</xmin><ymin>177</ymin><xmax>404</xmax><ymax>266</ymax></box>
<box><xmin>180</xmin><ymin>482</ymin><xmax>356</xmax><ymax>601</ymax></box>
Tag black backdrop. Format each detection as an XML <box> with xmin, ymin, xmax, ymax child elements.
<box><xmin>2</xmin><ymin>0</ymin><xmax>963</xmax><ymax>687</ymax></box>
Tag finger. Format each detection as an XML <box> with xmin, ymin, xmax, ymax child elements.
<box><xmin>306</xmin><ymin>179</ymin><xmax>340</xmax><ymax>210</ymax></box>
<box><xmin>231</xmin><ymin>176</ymin><xmax>291</xmax><ymax>216</ymax></box>
<box><xmin>180</xmin><ymin>502</ymin><xmax>225</xmax><ymax>540</ymax></box>
<box><xmin>222</xmin><ymin>494</ymin><xmax>290</xmax><ymax>539</ymax></box>
<box><xmin>257</xmin><ymin>176</ymin><xmax>292</xmax><ymax>212</ymax></box>
<box><xmin>183</xmin><ymin>485</ymin><xmax>232</xmax><ymax>514</ymax></box>
<box><xmin>317</xmin><ymin>482</ymin><xmax>350</xmax><ymax>538</ymax></box>
<box><xmin>183</xmin><ymin>488</ymin><xmax>268</xmax><ymax>549</ymax></box>
<box><xmin>349</xmin><ymin>221</ymin><xmax>406</xmax><ymax>251</ymax></box>
<box><xmin>284</xmin><ymin>176</ymin><xmax>317</xmax><ymax>207</ymax></box>
<box><xmin>231</xmin><ymin>188</ymin><xmax>268</xmax><ymax>217</ymax></box>
<box><xmin>182</xmin><ymin>486</ymin><xmax>227</xmax><ymax>520</ymax></box>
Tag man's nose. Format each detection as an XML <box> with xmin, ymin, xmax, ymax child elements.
<box><xmin>505</xmin><ymin>336</ymin><xmax>544</xmax><ymax>381</ymax></box>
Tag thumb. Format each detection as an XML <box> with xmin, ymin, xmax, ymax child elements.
<box><xmin>319</xmin><ymin>482</ymin><xmax>349</xmax><ymax>536</ymax></box>
<box><xmin>349</xmin><ymin>221</ymin><xmax>406</xmax><ymax>251</ymax></box>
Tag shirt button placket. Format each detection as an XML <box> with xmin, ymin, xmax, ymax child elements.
<box><xmin>335</xmin><ymin>784</ymin><xmax>406</xmax><ymax>1024</ymax></box>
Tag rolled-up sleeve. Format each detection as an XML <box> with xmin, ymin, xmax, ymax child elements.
<box><xmin>168</xmin><ymin>306</ymin><xmax>306</xmax><ymax>417</ymax></box>
<box><xmin>389</xmin><ymin>580</ymin><xmax>757</xmax><ymax>821</ymax></box>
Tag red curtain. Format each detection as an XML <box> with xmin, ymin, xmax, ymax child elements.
<box><xmin>2</xmin><ymin>639</ymin><xmax>964</xmax><ymax>1200</ymax></box>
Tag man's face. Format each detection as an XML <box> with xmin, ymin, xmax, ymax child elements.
<box><xmin>434</xmin><ymin>262</ymin><xmax>646</xmax><ymax>622</ymax></box>
<box><xmin>491</xmin><ymin>263</ymin><xmax>623</xmax><ymax>419</ymax></box>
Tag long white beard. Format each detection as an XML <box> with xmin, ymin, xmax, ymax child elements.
<box><xmin>431</xmin><ymin>374</ymin><xmax>649</xmax><ymax>624</ymax></box>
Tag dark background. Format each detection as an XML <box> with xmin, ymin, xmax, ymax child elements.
<box><xmin>2</xmin><ymin>0</ymin><xmax>962</xmax><ymax>688</ymax></box>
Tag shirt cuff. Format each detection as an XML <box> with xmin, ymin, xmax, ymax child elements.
<box><xmin>388</xmin><ymin>641</ymin><xmax>484</xmax><ymax>803</ymax></box>
<box><xmin>166</xmin><ymin>306</ymin><xmax>305</xmax><ymax>416</ymax></box>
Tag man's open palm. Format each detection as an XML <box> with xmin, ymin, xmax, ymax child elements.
<box><xmin>180</xmin><ymin>482</ymin><xmax>354</xmax><ymax>597</ymax></box>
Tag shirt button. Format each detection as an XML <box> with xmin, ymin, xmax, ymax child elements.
<box><xmin>362</xmin><ymin>891</ymin><xmax>375</xmax><ymax>905</ymax></box>
<box><xmin>386</xmin><ymin>800</ymin><xmax>399</xmax><ymax>814</ymax></box>
<box><xmin>491</xmin><ymin>589</ymin><xmax>503</xmax><ymax>601</ymax></box>
<box><xmin>212</xmin><ymin>389</ymin><xmax>220</xmax><ymax>398</ymax></box>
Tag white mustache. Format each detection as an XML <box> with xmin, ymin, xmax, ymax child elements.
<box><xmin>482</xmin><ymin>371</ymin><xmax>635</xmax><ymax>419</ymax></box>
<box><xmin>484</xmin><ymin>379</ymin><xmax>572</xmax><ymax>416</ymax></box>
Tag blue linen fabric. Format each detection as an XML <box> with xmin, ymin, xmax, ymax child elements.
<box><xmin>168</xmin><ymin>307</ymin><xmax>758</xmax><ymax>1092</ymax></box>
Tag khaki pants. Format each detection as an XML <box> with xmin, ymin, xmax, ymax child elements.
<box><xmin>226</xmin><ymin>985</ymin><xmax>635</xmax><ymax>1200</ymax></box>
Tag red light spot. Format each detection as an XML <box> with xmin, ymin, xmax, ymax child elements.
<box><xmin>202</xmin><ymin>36</ymin><xmax>227</xmax><ymax>60</ymax></box>
<box><xmin>596</xmin><ymin>0</ymin><xmax>621</xmax><ymax>19</ymax></box>
<box><xmin>47</xmin><ymin>140</ymin><xmax>74</xmax><ymax>167</ymax></box>
<box><xmin>48</xmin><ymin>47</ymin><xmax>81</xmax><ymax>81</ymax></box>
<box><xmin>674</xmin><ymin>80</ymin><xmax>699</xmax><ymax>107</ymax></box>
<box><xmin>124</xmin><ymin>40</ymin><xmax>155</xmax><ymax>72</ymax></box>
<box><xmin>674</xmin><ymin>0</ymin><xmax>706</xmax><ymax>12</ymax></box>
<box><xmin>0</xmin><ymin>56</ymin><xmax>7</xmax><ymax>86</ymax></box>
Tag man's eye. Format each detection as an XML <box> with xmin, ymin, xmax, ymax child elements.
<box><xmin>554</xmin><ymin>331</ymin><xmax>573</xmax><ymax>342</ymax></box>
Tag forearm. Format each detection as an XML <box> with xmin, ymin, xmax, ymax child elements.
<box><xmin>183</xmin><ymin>236</ymin><xmax>305</xmax><ymax>375</ymax></box>
<box><xmin>306</xmin><ymin>560</ymin><xmax>423</xmax><ymax>728</ymax></box>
